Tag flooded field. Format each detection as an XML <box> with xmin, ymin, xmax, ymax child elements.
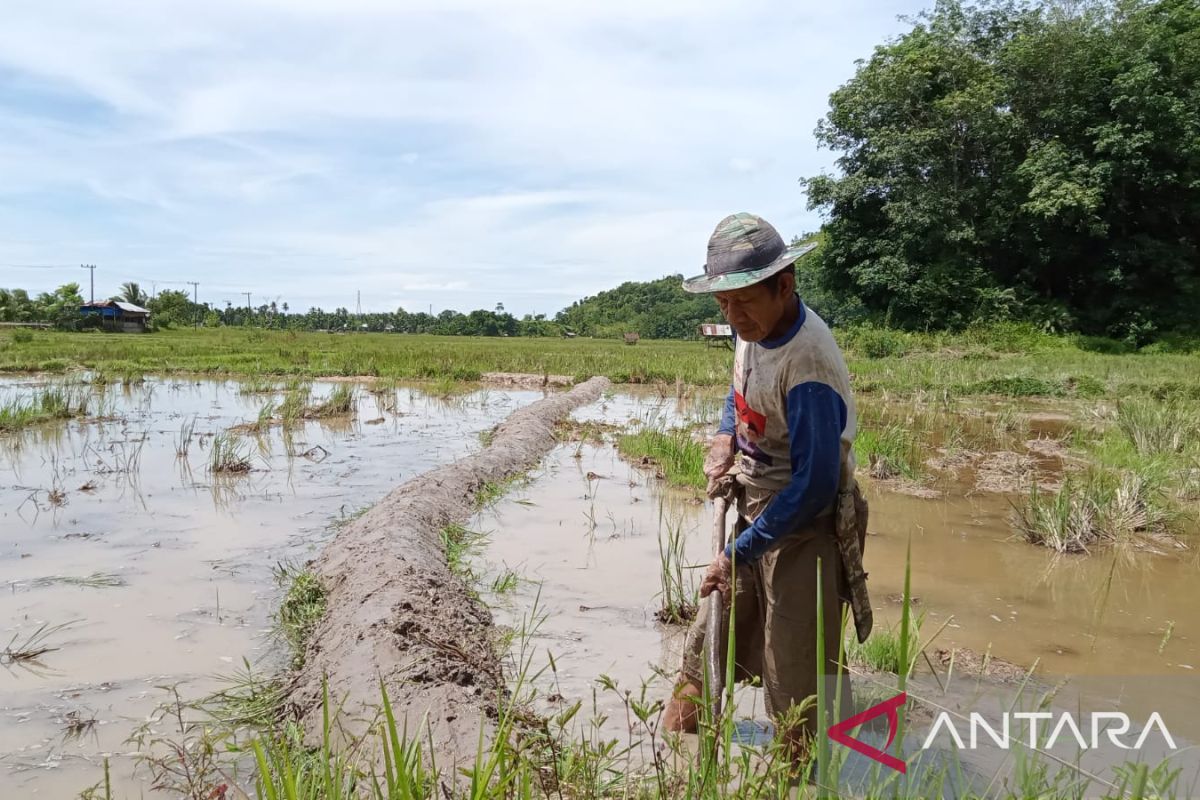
<box><xmin>1</xmin><ymin>378</ymin><xmax>1198</xmax><ymax>796</ymax></box>
<box><xmin>475</xmin><ymin>394</ymin><xmax>1200</xmax><ymax>757</ymax></box>
<box><xmin>0</xmin><ymin>377</ymin><xmax>540</xmax><ymax>797</ymax></box>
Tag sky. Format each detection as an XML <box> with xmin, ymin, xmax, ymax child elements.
<box><xmin>0</xmin><ymin>0</ymin><xmax>919</xmax><ymax>317</ymax></box>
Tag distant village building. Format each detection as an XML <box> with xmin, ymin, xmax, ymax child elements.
<box><xmin>699</xmin><ymin>323</ymin><xmax>733</xmax><ymax>347</ymax></box>
<box><xmin>80</xmin><ymin>300</ymin><xmax>151</xmax><ymax>333</ymax></box>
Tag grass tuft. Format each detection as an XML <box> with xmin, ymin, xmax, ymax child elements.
<box><xmin>273</xmin><ymin>564</ymin><xmax>327</xmax><ymax>669</ymax></box>
<box><xmin>617</xmin><ymin>427</ymin><xmax>706</xmax><ymax>490</ymax></box>
<box><xmin>208</xmin><ymin>432</ymin><xmax>254</xmax><ymax>473</ymax></box>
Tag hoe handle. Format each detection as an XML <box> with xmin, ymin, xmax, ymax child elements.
<box><xmin>705</xmin><ymin>496</ymin><xmax>729</xmax><ymax>721</ymax></box>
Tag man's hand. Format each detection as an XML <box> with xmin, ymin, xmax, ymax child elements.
<box><xmin>704</xmin><ymin>433</ymin><xmax>735</xmax><ymax>497</ymax></box>
<box><xmin>699</xmin><ymin>551</ymin><xmax>733</xmax><ymax>599</ymax></box>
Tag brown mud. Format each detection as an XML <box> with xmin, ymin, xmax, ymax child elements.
<box><xmin>287</xmin><ymin>377</ymin><xmax>609</xmax><ymax>765</ymax></box>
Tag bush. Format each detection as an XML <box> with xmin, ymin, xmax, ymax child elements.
<box><xmin>1075</xmin><ymin>335</ymin><xmax>1132</xmax><ymax>355</ymax></box>
<box><xmin>965</xmin><ymin>376</ymin><xmax>1062</xmax><ymax>397</ymax></box>
<box><xmin>845</xmin><ymin>326</ymin><xmax>911</xmax><ymax>359</ymax></box>
<box><xmin>1140</xmin><ymin>334</ymin><xmax>1200</xmax><ymax>355</ymax></box>
<box><xmin>11</xmin><ymin>329</ymin><xmax>33</xmax><ymax>344</ymax></box>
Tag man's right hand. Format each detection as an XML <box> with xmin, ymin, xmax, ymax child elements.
<box><xmin>704</xmin><ymin>433</ymin><xmax>735</xmax><ymax>497</ymax></box>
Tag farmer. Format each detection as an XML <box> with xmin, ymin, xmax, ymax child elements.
<box><xmin>665</xmin><ymin>213</ymin><xmax>870</xmax><ymax>762</ymax></box>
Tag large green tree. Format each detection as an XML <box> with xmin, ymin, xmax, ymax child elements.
<box><xmin>555</xmin><ymin>275</ymin><xmax>722</xmax><ymax>339</ymax></box>
<box><xmin>803</xmin><ymin>0</ymin><xmax>1200</xmax><ymax>340</ymax></box>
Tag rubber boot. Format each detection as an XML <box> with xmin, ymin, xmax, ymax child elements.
<box><xmin>663</xmin><ymin>676</ymin><xmax>703</xmax><ymax>733</ymax></box>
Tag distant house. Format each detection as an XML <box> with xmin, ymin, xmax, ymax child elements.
<box><xmin>80</xmin><ymin>300</ymin><xmax>151</xmax><ymax>333</ymax></box>
<box><xmin>699</xmin><ymin>323</ymin><xmax>733</xmax><ymax>347</ymax></box>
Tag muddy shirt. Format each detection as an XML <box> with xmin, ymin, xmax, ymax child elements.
<box><xmin>717</xmin><ymin>298</ymin><xmax>857</xmax><ymax>563</ymax></box>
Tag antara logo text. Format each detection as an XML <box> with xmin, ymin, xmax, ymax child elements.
<box><xmin>828</xmin><ymin>693</ymin><xmax>1178</xmax><ymax>774</ymax></box>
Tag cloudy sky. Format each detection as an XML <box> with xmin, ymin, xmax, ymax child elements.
<box><xmin>0</xmin><ymin>0</ymin><xmax>917</xmax><ymax>316</ymax></box>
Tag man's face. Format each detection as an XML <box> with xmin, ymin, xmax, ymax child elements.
<box><xmin>715</xmin><ymin>277</ymin><xmax>789</xmax><ymax>342</ymax></box>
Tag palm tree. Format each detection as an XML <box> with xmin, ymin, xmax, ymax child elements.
<box><xmin>119</xmin><ymin>282</ymin><xmax>149</xmax><ymax>307</ymax></box>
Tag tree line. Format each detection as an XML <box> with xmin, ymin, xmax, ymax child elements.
<box><xmin>1</xmin><ymin>279</ymin><xmax>717</xmax><ymax>339</ymax></box>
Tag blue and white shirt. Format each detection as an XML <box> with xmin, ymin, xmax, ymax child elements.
<box><xmin>717</xmin><ymin>298</ymin><xmax>857</xmax><ymax>563</ymax></box>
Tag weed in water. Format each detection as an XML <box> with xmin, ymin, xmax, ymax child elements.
<box><xmin>489</xmin><ymin>569</ymin><xmax>521</xmax><ymax>597</ymax></box>
<box><xmin>208</xmin><ymin>432</ymin><xmax>254</xmax><ymax>473</ymax></box>
<box><xmin>1013</xmin><ymin>468</ymin><xmax>1173</xmax><ymax>553</ymax></box>
<box><xmin>200</xmin><ymin>659</ymin><xmax>289</xmax><ymax>729</ymax></box>
<box><xmin>1158</xmin><ymin>620</ymin><xmax>1177</xmax><ymax>655</ymax></box>
<box><xmin>0</xmin><ymin>384</ymin><xmax>89</xmax><ymax>432</ymax></box>
<box><xmin>306</xmin><ymin>383</ymin><xmax>357</xmax><ymax>417</ymax></box>
<box><xmin>855</xmin><ymin>424</ymin><xmax>921</xmax><ymax>480</ymax></box>
<box><xmin>655</xmin><ymin>511</ymin><xmax>697</xmax><ymax>625</ymax></box>
<box><xmin>273</xmin><ymin>563</ymin><xmax>327</xmax><ymax>669</ymax></box>
<box><xmin>844</xmin><ymin>613</ymin><xmax>923</xmax><ymax>675</ymax></box>
<box><xmin>62</xmin><ymin>709</ymin><xmax>99</xmax><ymax>740</ymax></box>
<box><xmin>238</xmin><ymin>376</ymin><xmax>277</xmax><ymax>395</ymax></box>
<box><xmin>175</xmin><ymin>414</ymin><xmax>197</xmax><ymax>458</ymax></box>
<box><xmin>1</xmin><ymin>620</ymin><xmax>79</xmax><ymax>669</ymax></box>
<box><xmin>278</xmin><ymin>388</ymin><xmax>308</xmax><ymax>426</ymax></box>
<box><xmin>617</xmin><ymin>425</ymin><xmax>706</xmax><ymax>490</ymax></box>
<box><xmin>29</xmin><ymin>572</ymin><xmax>126</xmax><ymax>589</ymax></box>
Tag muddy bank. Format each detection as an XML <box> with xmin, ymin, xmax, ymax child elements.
<box><xmin>288</xmin><ymin>376</ymin><xmax>609</xmax><ymax>764</ymax></box>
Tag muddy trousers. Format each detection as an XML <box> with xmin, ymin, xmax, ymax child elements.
<box><xmin>681</xmin><ymin>510</ymin><xmax>851</xmax><ymax>743</ymax></box>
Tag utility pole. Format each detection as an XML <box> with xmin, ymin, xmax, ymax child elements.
<box><xmin>187</xmin><ymin>281</ymin><xmax>199</xmax><ymax>328</ymax></box>
<box><xmin>80</xmin><ymin>264</ymin><xmax>96</xmax><ymax>303</ymax></box>
<box><xmin>356</xmin><ymin>290</ymin><xmax>362</xmax><ymax>316</ymax></box>
<box><xmin>243</xmin><ymin>292</ymin><xmax>252</xmax><ymax>321</ymax></box>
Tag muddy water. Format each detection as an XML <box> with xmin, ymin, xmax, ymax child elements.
<box><xmin>4</xmin><ymin>381</ymin><xmax>1196</xmax><ymax>795</ymax></box>
<box><xmin>478</xmin><ymin>394</ymin><xmax>1200</xmax><ymax>756</ymax></box>
<box><xmin>0</xmin><ymin>377</ymin><xmax>540</xmax><ymax>797</ymax></box>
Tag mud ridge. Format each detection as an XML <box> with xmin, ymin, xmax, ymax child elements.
<box><xmin>286</xmin><ymin>376</ymin><xmax>608</xmax><ymax>766</ymax></box>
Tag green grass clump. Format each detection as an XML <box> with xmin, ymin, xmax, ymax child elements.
<box><xmin>854</xmin><ymin>424</ymin><xmax>921</xmax><ymax>480</ymax></box>
<box><xmin>238</xmin><ymin>376</ymin><xmax>277</xmax><ymax>395</ymax></box>
<box><xmin>1116</xmin><ymin>398</ymin><xmax>1200</xmax><ymax>457</ymax></box>
<box><xmin>274</xmin><ymin>564</ymin><xmax>327</xmax><ymax>669</ymax></box>
<box><xmin>0</xmin><ymin>385</ymin><xmax>90</xmax><ymax>432</ymax></box>
<box><xmin>845</xmin><ymin>615</ymin><xmax>922</xmax><ymax>675</ymax></box>
<box><xmin>208</xmin><ymin>432</ymin><xmax>254</xmax><ymax>473</ymax></box>
<box><xmin>617</xmin><ymin>427</ymin><xmax>706</xmax><ymax>490</ymax></box>
<box><xmin>305</xmin><ymin>384</ymin><xmax>356</xmax><ymax>417</ymax></box>
<box><xmin>843</xmin><ymin>326</ymin><xmax>913</xmax><ymax>359</ymax></box>
<box><xmin>441</xmin><ymin>523</ymin><xmax>485</xmax><ymax>585</ymax></box>
<box><xmin>965</xmin><ymin>375</ymin><xmax>1063</xmax><ymax>397</ymax></box>
<box><xmin>1013</xmin><ymin>470</ymin><xmax>1174</xmax><ymax>553</ymax></box>
<box><xmin>656</xmin><ymin>515</ymin><xmax>697</xmax><ymax>625</ymax></box>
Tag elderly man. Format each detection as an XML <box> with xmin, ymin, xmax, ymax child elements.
<box><xmin>665</xmin><ymin>213</ymin><xmax>869</xmax><ymax>760</ymax></box>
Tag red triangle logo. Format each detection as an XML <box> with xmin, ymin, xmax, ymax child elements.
<box><xmin>826</xmin><ymin>691</ymin><xmax>908</xmax><ymax>773</ymax></box>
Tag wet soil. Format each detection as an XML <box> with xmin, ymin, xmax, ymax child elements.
<box><xmin>287</xmin><ymin>378</ymin><xmax>609</xmax><ymax>767</ymax></box>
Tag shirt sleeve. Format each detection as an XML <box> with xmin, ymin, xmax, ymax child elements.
<box><xmin>717</xmin><ymin>383</ymin><xmax>736</xmax><ymax>436</ymax></box>
<box><xmin>725</xmin><ymin>381</ymin><xmax>847</xmax><ymax>563</ymax></box>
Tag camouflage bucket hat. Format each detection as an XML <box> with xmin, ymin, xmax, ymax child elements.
<box><xmin>681</xmin><ymin>212</ymin><xmax>817</xmax><ymax>294</ymax></box>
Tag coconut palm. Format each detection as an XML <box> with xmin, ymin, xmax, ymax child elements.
<box><xmin>118</xmin><ymin>282</ymin><xmax>149</xmax><ymax>307</ymax></box>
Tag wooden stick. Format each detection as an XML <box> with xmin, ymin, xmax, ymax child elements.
<box><xmin>705</xmin><ymin>497</ymin><xmax>729</xmax><ymax>722</ymax></box>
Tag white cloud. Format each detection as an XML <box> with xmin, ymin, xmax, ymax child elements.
<box><xmin>0</xmin><ymin>0</ymin><xmax>918</xmax><ymax>314</ymax></box>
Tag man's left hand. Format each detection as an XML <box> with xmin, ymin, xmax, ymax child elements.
<box><xmin>699</xmin><ymin>551</ymin><xmax>733</xmax><ymax>599</ymax></box>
